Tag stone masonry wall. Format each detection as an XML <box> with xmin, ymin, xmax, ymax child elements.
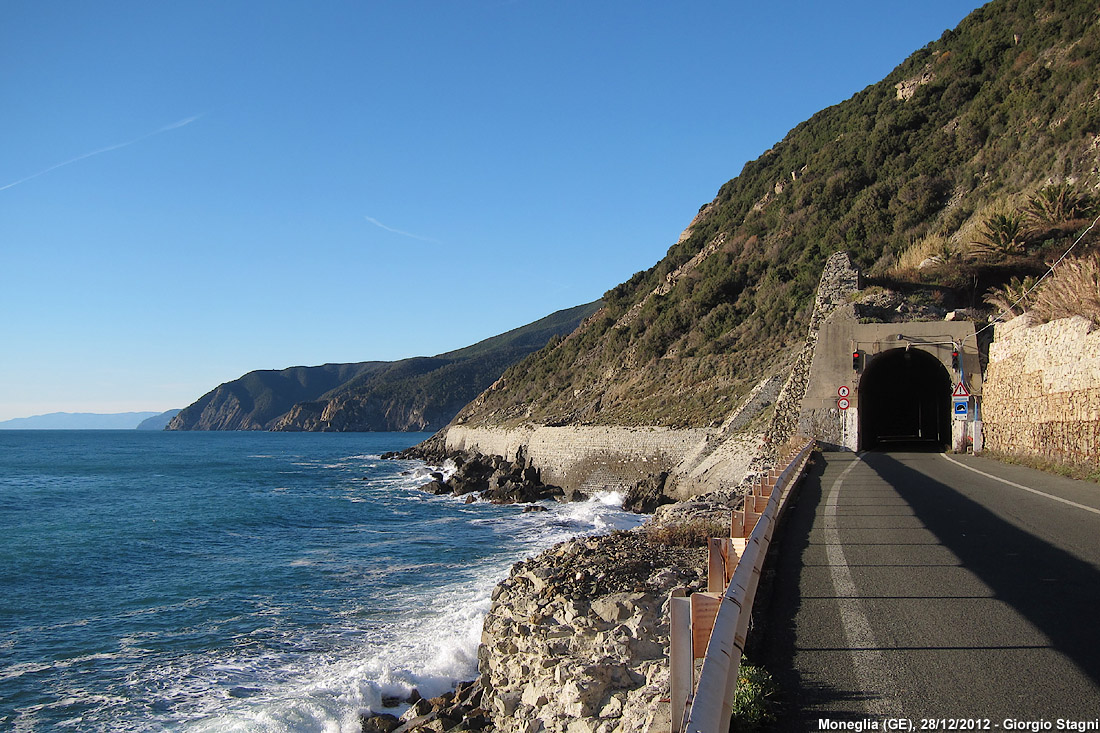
<box><xmin>982</xmin><ymin>314</ymin><xmax>1100</xmax><ymax>469</ymax></box>
<box><xmin>789</xmin><ymin>251</ymin><xmax>861</xmax><ymax>452</ymax></box>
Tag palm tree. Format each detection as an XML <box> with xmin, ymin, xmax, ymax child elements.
<box><xmin>1025</xmin><ymin>184</ymin><xmax>1095</xmax><ymax>227</ymax></box>
<box><xmin>983</xmin><ymin>275</ymin><xmax>1039</xmax><ymax>317</ymax></box>
<box><xmin>972</xmin><ymin>212</ymin><xmax>1027</xmax><ymax>257</ymax></box>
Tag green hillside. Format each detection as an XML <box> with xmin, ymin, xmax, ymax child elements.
<box><xmin>167</xmin><ymin>301</ymin><xmax>601</xmax><ymax>431</ymax></box>
<box><xmin>454</xmin><ymin>0</ymin><xmax>1100</xmax><ymax>430</ymax></box>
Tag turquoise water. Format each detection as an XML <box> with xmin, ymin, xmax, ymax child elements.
<box><xmin>0</xmin><ymin>431</ymin><xmax>643</xmax><ymax>732</ymax></box>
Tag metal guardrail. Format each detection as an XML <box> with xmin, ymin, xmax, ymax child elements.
<box><xmin>669</xmin><ymin>438</ymin><xmax>815</xmax><ymax>733</ymax></box>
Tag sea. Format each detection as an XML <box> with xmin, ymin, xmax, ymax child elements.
<box><xmin>0</xmin><ymin>431</ymin><xmax>645</xmax><ymax>732</ymax></box>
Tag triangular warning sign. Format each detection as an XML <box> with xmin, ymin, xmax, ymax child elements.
<box><xmin>953</xmin><ymin>382</ymin><xmax>970</xmax><ymax>398</ymax></box>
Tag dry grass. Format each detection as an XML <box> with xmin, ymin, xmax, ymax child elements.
<box><xmin>982</xmin><ymin>449</ymin><xmax>1100</xmax><ymax>483</ymax></box>
<box><xmin>643</xmin><ymin>518</ymin><xmax>728</xmax><ymax>548</ymax></box>
<box><xmin>895</xmin><ymin>233</ymin><xmax>956</xmax><ymax>271</ymax></box>
<box><xmin>1031</xmin><ymin>252</ymin><xmax>1100</xmax><ymax>326</ymax></box>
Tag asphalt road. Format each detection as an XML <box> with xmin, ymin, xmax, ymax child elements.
<box><xmin>756</xmin><ymin>450</ymin><xmax>1100</xmax><ymax>731</ymax></box>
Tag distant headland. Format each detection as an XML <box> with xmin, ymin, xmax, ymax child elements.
<box><xmin>0</xmin><ymin>409</ymin><xmax>181</xmax><ymax>430</ymax></box>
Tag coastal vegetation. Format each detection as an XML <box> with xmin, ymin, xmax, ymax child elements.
<box><xmin>730</xmin><ymin>663</ymin><xmax>779</xmax><ymax>733</ymax></box>
<box><xmin>456</xmin><ymin>0</ymin><xmax>1100</xmax><ymax>431</ymax></box>
<box><xmin>642</xmin><ymin>518</ymin><xmax>728</xmax><ymax>548</ymax></box>
<box><xmin>1026</xmin><ymin>251</ymin><xmax>1100</xmax><ymax>325</ymax></box>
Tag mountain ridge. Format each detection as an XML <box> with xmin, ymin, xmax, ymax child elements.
<box><xmin>168</xmin><ymin>301</ymin><xmax>602</xmax><ymax>432</ymax></box>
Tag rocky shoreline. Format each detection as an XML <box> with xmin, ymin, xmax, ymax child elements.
<box><xmin>360</xmin><ymin>680</ymin><xmax>492</xmax><ymax>733</ymax></box>
<box><xmin>370</xmin><ymin>443</ymin><xmax>713</xmax><ymax>733</ymax></box>
<box><xmin>383</xmin><ymin>442</ymin><xmax>675</xmax><ymax>513</ymax></box>
<box><xmin>360</xmin><ymin>527</ymin><xmax>707</xmax><ymax>733</ymax></box>
<box><xmin>476</xmin><ymin>530</ymin><xmax>706</xmax><ymax>733</ymax></box>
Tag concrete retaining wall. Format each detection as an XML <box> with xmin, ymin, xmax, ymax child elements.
<box><xmin>982</xmin><ymin>315</ymin><xmax>1100</xmax><ymax>469</ymax></box>
<box><xmin>445</xmin><ymin>424</ymin><xmax>715</xmax><ymax>497</ymax></box>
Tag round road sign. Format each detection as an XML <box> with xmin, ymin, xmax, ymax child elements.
<box><xmin>838</xmin><ymin>385</ymin><xmax>850</xmax><ymax>398</ymax></box>
<box><xmin>838</xmin><ymin>397</ymin><xmax>850</xmax><ymax>410</ymax></box>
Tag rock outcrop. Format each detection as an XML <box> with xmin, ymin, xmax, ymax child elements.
<box><xmin>360</xmin><ymin>680</ymin><xmax>492</xmax><ymax>733</ymax></box>
<box><xmin>478</xmin><ymin>531</ymin><xmax>706</xmax><ymax>733</ymax></box>
<box><xmin>272</xmin><ymin>394</ymin><xmax>442</xmax><ymax>433</ymax></box>
<box><xmin>400</xmin><ymin>448</ymin><xmax>578</xmax><ymax>505</ymax></box>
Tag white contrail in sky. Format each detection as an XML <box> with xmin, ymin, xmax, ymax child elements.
<box><xmin>0</xmin><ymin>114</ymin><xmax>204</xmax><ymax>192</ymax></box>
<box><xmin>364</xmin><ymin>216</ymin><xmax>440</xmax><ymax>244</ymax></box>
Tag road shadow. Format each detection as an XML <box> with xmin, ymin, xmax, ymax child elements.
<box><xmin>753</xmin><ymin>452</ymin><xmax>879</xmax><ymax>730</ymax></box>
<box><xmin>756</xmin><ymin>450</ymin><xmax>1100</xmax><ymax>728</ymax></box>
<box><xmin>862</xmin><ymin>451</ymin><xmax>1100</xmax><ymax>684</ymax></box>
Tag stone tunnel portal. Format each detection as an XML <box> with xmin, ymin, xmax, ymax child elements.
<box><xmin>858</xmin><ymin>347</ymin><xmax>952</xmax><ymax>450</ymax></box>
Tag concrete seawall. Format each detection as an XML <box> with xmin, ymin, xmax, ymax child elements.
<box><xmin>444</xmin><ymin>424</ymin><xmax>719</xmax><ymax>500</ymax></box>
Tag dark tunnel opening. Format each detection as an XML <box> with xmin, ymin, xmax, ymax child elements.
<box><xmin>858</xmin><ymin>347</ymin><xmax>952</xmax><ymax>451</ymax></box>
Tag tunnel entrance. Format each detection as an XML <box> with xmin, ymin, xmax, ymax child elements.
<box><xmin>858</xmin><ymin>347</ymin><xmax>952</xmax><ymax>451</ymax></box>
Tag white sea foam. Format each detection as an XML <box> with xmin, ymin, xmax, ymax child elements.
<box><xmin>0</xmin><ymin>661</ymin><xmax>55</xmax><ymax>682</ymax></box>
<box><xmin>174</xmin><ymin>492</ymin><xmax>643</xmax><ymax>733</ymax></box>
<box><xmin>3</xmin><ymin>441</ymin><xmax>646</xmax><ymax>733</ymax></box>
<box><xmin>176</xmin><ymin>572</ymin><xmax>497</xmax><ymax>733</ymax></box>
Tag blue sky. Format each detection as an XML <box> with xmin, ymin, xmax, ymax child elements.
<box><xmin>0</xmin><ymin>1</ymin><xmax>984</xmax><ymax>421</ymax></box>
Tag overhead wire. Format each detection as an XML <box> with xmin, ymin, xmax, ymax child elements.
<box><xmin>968</xmin><ymin>210</ymin><xmax>1100</xmax><ymax>342</ymax></box>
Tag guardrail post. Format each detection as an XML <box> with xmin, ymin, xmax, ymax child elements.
<box><xmin>730</xmin><ymin>508</ymin><xmax>745</xmax><ymax>538</ymax></box>
<box><xmin>691</xmin><ymin>592</ymin><xmax>722</xmax><ymax>659</ymax></box>
<box><xmin>708</xmin><ymin>537</ymin><xmax>737</xmax><ymax>593</ymax></box>
<box><xmin>733</xmin><ymin>507</ymin><xmax>761</xmax><ymax>537</ymax></box>
<box><xmin>729</xmin><ymin>536</ymin><xmax>747</xmax><ymax>562</ymax></box>
<box><xmin>672</xmin><ymin>438</ymin><xmax>815</xmax><ymax>733</ymax></box>
<box><xmin>670</xmin><ymin>589</ymin><xmax>692</xmax><ymax>733</ymax></box>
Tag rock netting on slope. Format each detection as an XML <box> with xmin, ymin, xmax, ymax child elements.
<box><xmin>478</xmin><ymin>530</ymin><xmax>706</xmax><ymax>733</ymax></box>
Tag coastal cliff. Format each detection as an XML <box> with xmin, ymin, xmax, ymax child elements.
<box><xmin>168</xmin><ymin>302</ymin><xmax>600</xmax><ymax>432</ymax></box>
<box><xmin>411</xmin><ymin>0</ymin><xmax>1100</xmax><ymax>503</ymax></box>
<box><xmin>424</xmin><ymin>252</ymin><xmax>858</xmax><ymax>510</ymax></box>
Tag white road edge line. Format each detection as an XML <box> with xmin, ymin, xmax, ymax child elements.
<box><xmin>824</xmin><ymin>454</ymin><xmax>903</xmax><ymax>718</ymax></box>
<box><xmin>940</xmin><ymin>453</ymin><xmax>1100</xmax><ymax>516</ymax></box>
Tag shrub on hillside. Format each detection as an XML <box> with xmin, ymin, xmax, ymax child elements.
<box><xmin>1025</xmin><ymin>184</ymin><xmax>1096</xmax><ymax>228</ymax></box>
<box><xmin>644</xmin><ymin>518</ymin><xmax>728</xmax><ymax>548</ymax></box>
<box><xmin>984</xmin><ymin>275</ymin><xmax>1040</xmax><ymax>318</ymax></box>
<box><xmin>972</xmin><ymin>212</ymin><xmax>1028</xmax><ymax>257</ymax></box>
